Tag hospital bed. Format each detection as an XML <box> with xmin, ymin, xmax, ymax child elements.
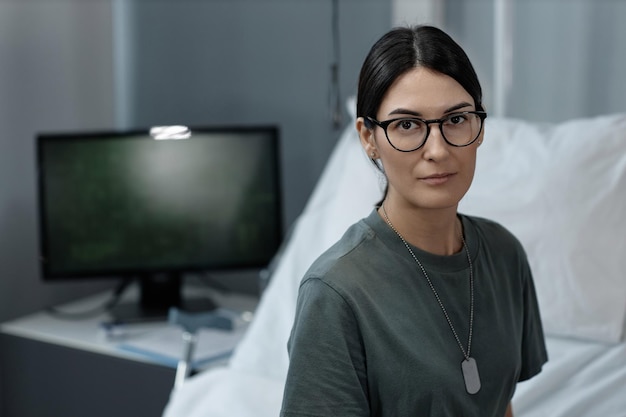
<box><xmin>163</xmin><ymin>99</ymin><xmax>626</xmax><ymax>417</ymax></box>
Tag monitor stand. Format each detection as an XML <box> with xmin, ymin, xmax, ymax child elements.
<box><xmin>109</xmin><ymin>273</ymin><xmax>217</xmax><ymax>323</ymax></box>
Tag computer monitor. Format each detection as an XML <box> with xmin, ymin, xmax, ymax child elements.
<box><xmin>36</xmin><ymin>125</ymin><xmax>282</xmax><ymax>321</ymax></box>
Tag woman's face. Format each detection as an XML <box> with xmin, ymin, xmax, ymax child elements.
<box><xmin>358</xmin><ymin>66</ymin><xmax>483</xmax><ymax>213</ymax></box>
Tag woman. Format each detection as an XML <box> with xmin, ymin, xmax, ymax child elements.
<box><xmin>280</xmin><ymin>25</ymin><xmax>547</xmax><ymax>417</ymax></box>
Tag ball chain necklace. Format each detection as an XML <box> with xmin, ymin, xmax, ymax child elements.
<box><xmin>381</xmin><ymin>204</ymin><xmax>481</xmax><ymax>395</ymax></box>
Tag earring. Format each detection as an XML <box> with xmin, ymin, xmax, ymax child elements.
<box><xmin>370</xmin><ymin>151</ymin><xmax>377</xmax><ymax>159</ymax></box>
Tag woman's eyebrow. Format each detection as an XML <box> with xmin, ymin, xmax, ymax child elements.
<box><xmin>444</xmin><ymin>102</ymin><xmax>474</xmax><ymax>113</ymax></box>
<box><xmin>387</xmin><ymin>102</ymin><xmax>474</xmax><ymax>117</ymax></box>
<box><xmin>388</xmin><ymin>108</ymin><xmax>422</xmax><ymax>117</ymax></box>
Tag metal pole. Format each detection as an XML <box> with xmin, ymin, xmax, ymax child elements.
<box><xmin>494</xmin><ymin>0</ymin><xmax>513</xmax><ymax>118</ymax></box>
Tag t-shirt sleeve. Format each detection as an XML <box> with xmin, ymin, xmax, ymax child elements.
<box><xmin>518</xmin><ymin>257</ymin><xmax>549</xmax><ymax>382</ymax></box>
<box><xmin>280</xmin><ymin>277</ymin><xmax>370</xmax><ymax>417</ymax></box>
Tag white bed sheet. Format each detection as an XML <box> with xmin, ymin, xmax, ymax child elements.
<box><xmin>513</xmin><ymin>336</ymin><xmax>626</xmax><ymax>416</ymax></box>
<box><xmin>162</xmin><ymin>367</ymin><xmax>283</xmax><ymax>417</ymax></box>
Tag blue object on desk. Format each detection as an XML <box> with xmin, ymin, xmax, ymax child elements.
<box><xmin>167</xmin><ymin>308</ymin><xmax>234</xmax><ymax>333</ymax></box>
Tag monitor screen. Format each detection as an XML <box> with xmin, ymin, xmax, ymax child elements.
<box><xmin>36</xmin><ymin>125</ymin><xmax>282</xmax><ymax>319</ymax></box>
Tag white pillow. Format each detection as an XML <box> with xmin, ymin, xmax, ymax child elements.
<box><xmin>459</xmin><ymin>114</ymin><xmax>626</xmax><ymax>344</ymax></box>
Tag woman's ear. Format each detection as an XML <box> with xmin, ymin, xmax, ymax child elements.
<box><xmin>356</xmin><ymin>117</ymin><xmax>378</xmax><ymax>159</ymax></box>
<box><xmin>477</xmin><ymin>122</ymin><xmax>486</xmax><ymax>147</ymax></box>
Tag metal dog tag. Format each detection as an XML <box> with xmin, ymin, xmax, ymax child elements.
<box><xmin>461</xmin><ymin>357</ymin><xmax>481</xmax><ymax>394</ymax></box>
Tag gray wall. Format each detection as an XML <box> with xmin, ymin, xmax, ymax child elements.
<box><xmin>0</xmin><ymin>0</ymin><xmax>391</xmax><ymax>323</ymax></box>
<box><xmin>0</xmin><ymin>1</ymin><xmax>118</xmax><ymax>322</ymax></box>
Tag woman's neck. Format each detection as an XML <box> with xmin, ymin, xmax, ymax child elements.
<box><xmin>378</xmin><ymin>202</ymin><xmax>463</xmax><ymax>256</ymax></box>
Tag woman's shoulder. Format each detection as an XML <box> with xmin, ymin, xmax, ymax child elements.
<box><xmin>462</xmin><ymin>213</ymin><xmax>529</xmax><ymax>261</ymax></box>
<box><xmin>307</xmin><ymin>218</ymin><xmax>376</xmax><ymax>269</ymax></box>
<box><xmin>301</xmin><ymin>218</ymin><xmax>382</xmax><ymax>289</ymax></box>
<box><xmin>463</xmin><ymin>214</ymin><xmax>518</xmax><ymax>240</ymax></box>
<box><xmin>464</xmin><ymin>214</ymin><xmax>499</xmax><ymax>229</ymax></box>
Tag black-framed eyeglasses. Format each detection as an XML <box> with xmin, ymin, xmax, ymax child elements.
<box><xmin>366</xmin><ymin>111</ymin><xmax>487</xmax><ymax>152</ymax></box>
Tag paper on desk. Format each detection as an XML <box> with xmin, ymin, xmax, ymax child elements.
<box><xmin>117</xmin><ymin>324</ymin><xmax>248</xmax><ymax>368</ymax></box>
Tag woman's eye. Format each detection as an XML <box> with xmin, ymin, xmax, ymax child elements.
<box><xmin>393</xmin><ymin>119</ymin><xmax>420</xmax><ymax>131</ymax></box>
<box><xmin>447</xmin><ymin>114</ymin><xmax>467</xmax><ymax>125</ymax></box>
<box><xmin>400</xmin><ymin>120</ymin><xmax>414</xmax><ymax>129</ymax></box>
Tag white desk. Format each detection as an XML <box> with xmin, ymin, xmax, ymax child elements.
<box><xmin>0</xmin><ymin>287</ymin><xmax>258</xmax><ymax>417</ymax></box>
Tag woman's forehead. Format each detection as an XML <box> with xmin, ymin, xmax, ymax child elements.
<box><xmin>379</xmin><ymin>67</ymin><xmax>473</xmax><ymax>117</ymax></box>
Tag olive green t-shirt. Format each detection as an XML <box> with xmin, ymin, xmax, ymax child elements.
<box><xmin>281</xmin><ymin>209</ymin><xmax>547</xmax><ymax>417</ymax></box>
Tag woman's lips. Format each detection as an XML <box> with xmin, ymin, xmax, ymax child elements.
<box><xmin>420</xmin><ymin>173</ymin><xmax>455</xmax><ymax>185</ymax></box>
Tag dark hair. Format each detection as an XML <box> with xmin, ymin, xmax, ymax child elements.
<box><xmin>357</xmin><ymin>25</ymin><xmax>484</xmax><ymax>125</ymax></box>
